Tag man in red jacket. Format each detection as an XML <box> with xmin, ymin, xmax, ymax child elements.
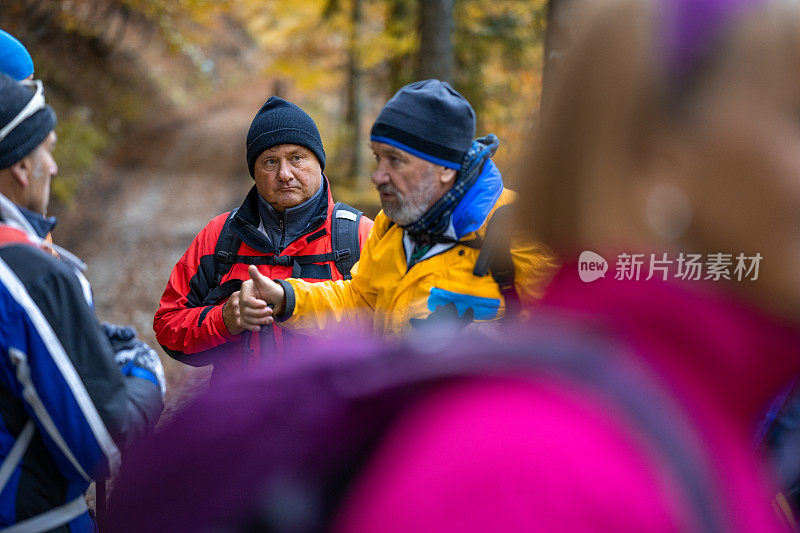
<box><xmin>154</xmin><ymin>97</ymin><xmax>372</xmax><ymax>379</ymax></box>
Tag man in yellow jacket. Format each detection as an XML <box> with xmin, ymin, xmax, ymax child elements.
<box><xmin>234</xmin><ymin>79</ymin><xmax>555</xmax><ymax>338</ymax></box>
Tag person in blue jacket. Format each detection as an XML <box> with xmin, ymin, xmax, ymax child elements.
<box><xmin>0</xmin><ymin>72</ymin><xmax>164</xmax><ymax>531</ymax></box>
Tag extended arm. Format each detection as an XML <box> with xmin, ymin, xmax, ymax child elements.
<box><xmin>243</xmin><ymin>217</ymin><xmax>385</xmax><ymax>335</ymax></box>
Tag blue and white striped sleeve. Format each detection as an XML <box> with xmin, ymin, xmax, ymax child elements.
<box><xmin>0</xmin><ymin>246</ymin><xmax>161</xmax><ymax>480</ymax></box>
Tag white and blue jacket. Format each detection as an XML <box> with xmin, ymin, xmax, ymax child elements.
<box><xmin>0</xmin><ymin>195</ymin><xmax>162</xmax><ymax>532</ymax></box>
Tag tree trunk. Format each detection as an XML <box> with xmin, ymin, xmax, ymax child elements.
<box><xmin>345</xmin><ymin>0</ymin><xmax>364</xmax><ymax>185</ymax></box>
<box><xmin>387</xmin><ymin>0</ymin><xmax>414</xmax><ymax>93</ymax></box>
<box><xmin>416</xmin><ymin>0</ymin><xmax>454</xmax><ymax>82</ymax></box>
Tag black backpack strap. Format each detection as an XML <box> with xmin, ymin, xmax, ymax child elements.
<box><xmin>203</xmin><ymin>204</ymin><xmax>363</xmax><ymax>305</ymax></box>
<box><xmin>213</xmin><ymin>209</ymin><xmax>243</xmax><ymax>287</ymax></box>
<box><xmin>199</xmin><ymin>210</ymin><xmax>243</xmax><ymax>306</ymax></box>
<box><xmin>331</xmin><ymin>202</ymin><xmax>363</xmax><ymax>280</ymax></box>
<box><xmin>472</xmin><ymin>205</ymin><xmax>520</xmax><ymax>320</ymax></box>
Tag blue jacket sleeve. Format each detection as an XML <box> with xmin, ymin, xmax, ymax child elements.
<box><xmin>0</xmin><ymin>245</ymin><xmax>162</xmax><ymax>481</ymax></box>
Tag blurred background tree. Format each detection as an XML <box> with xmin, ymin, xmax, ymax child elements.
<box><xmin>418</xmin><ymin>0</ymin><xmax>454</xmax><ymax>81</ymax></box>
<box><xmin>0</xmin><ymin>0</ymin><xmax>547</xmax><ymax>202</ymax></box>
<box><xmin>0</xmin><ymin>0</ymin><xmax>252</xmax><ymax>203</ymax></box>
<box><xmin>238</xmin><ymin>0</ymin><xmax>547</xmax><ymax>196</ymax></box>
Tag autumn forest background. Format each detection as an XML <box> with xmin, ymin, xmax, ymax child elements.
<box><xmin>0</xmin><ymin>0</ymin><xmax>549</xmax><ymax>411</ymax></box>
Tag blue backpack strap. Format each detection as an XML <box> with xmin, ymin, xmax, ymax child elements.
<box><xmin>331</xmin><ymin>202</ymin><xmax>363</xmax><ymax>280</ymax></box>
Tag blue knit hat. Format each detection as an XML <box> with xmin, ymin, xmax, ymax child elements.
<box><xmin>0</xmin><ymin>73</ymin><xmax>56</xmax><ymax>169</ymax></box>
<box><xmin>0</xmin><ymin>30</ymin><xmax>33</xmax><ymax>81</ymax></box>
<box><xmin>246</xmin><ymin>96</ymin><xmax>326</xmax><ymax>177</ymax></box>
<box><xmin>370</xmin><ymin>79</ymin><xmax>476</xmax><ymax>169</ymax></box>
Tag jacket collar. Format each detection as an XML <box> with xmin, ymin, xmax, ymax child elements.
<box><xmin>451</xmin><ymin>158</ymin><xmax>503</xmax><ymax>238</ymax></box>
<box><xmin>0</xmin><ymin>191</ymin><xmax>40</xmax><ymax>238</ymax></box>
<box><xmin>17</xmin><ymin>204</ymin><xmax>57</xmax><ymax>239</ymax></box>
<box><xmin>404</xmin><ymin>135</ymin><xmax>501</xmax><ymax>241</ymax></box>
<box><xmin>0</xmin><ymin>193</ymin><xmax>57</xmax><ymax>240</ymax></box>
<box><xmin>258</xmin><ymin>180</ymin><xmax>325</xmax><ymax>242</ymax></box>
<box><xmin>233</xmin><ymin>176</ymin><xmax>332</xmax><ymax>254</ymax></box>
<box><xmin>0</xmin><ymin>191</ymin><xmax>86</xmax><ymax>271</ymax></box>
<box><xmin>399</xmin><ymin>157</ymin><xmax>505</xmax><ymax>247</ymax></box>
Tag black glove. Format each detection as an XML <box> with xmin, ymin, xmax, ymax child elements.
<box><xmin>101</xmin><ymin>322</ymin><xmax>138</xmax><ymax>353</ymax></box>
<box><xmin>102</xmin><ymin>323</ymin><xmax>166</xmax><ymax>398</ymax></box>
<box><xmin>410</xmin><ymin>302</ymin><xmax>475</xmax><ymax>332</ymax></box>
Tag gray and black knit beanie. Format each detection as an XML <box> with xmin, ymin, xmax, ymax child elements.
<box><xmin>370</xmin><ymin>79</ymin><xmax>475</xmax><ymax>169</ymax></box>
<box><xmin>246</xmin><ymin>96</ymin><xmax>326</xmax><ymax>177</ymax></box>
<box><xmin>0</xmin><ymin>73</ymin><xmax>56</xmax><ymax>169</ymax></box>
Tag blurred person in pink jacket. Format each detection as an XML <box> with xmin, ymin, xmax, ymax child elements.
<box><xmin>106</xmin><ymin>0</ymin><xmax>800</xmax><ymax>531</ymax></box>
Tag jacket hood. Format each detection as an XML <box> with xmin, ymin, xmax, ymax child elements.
<box><xmin>452</xmin><ymin>158</ymin><xmax>503</xmax><ymax>238</ymax></box>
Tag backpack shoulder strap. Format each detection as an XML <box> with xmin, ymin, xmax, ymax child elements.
<box><xmin>472</xmin><ymin>205</ymin><xmax>520</xmax><ymax>320</ymax></box>
<box><xmin>195</xmin><ymin>210</ymin><xmax>246</xmax><ymax>307</ymax></box>
<box><xmin>212</xmin><ymin>209</ymin><xmax>243</xmax><ymax>288</ymax></box>
<box><xmin>331</xmin><ymin>202</ymin><xmax>363</xmax><ymax>280</ymax></box>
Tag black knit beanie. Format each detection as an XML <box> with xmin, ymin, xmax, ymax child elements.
<box><xmin>370</xmin><ymin>79</ymin><xmax>475</xmax><ymax>169</ymax></box>
<box><xmin>0</xmin><ymin>73</ymin><xmax>56</xmax><ymax>169</ymax></box>
<box><xmin>246</xmin><ymin>96</ymin><xmax>326</xmax><ymax>177</ymax></box>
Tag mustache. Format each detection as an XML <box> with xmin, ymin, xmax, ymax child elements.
<box><xmin>377</xmin><ymin>183</ymin><xmax>400</xmax><ymax>195</ymax></box>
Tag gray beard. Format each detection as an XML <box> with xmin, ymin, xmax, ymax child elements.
<box><xmin>378</xmin><ymin>168</ymin><xmax>438</xmax><ymax>226</ymax></box>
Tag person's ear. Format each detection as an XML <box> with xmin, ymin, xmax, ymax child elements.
<box><xmin>438</xmin><ymin>167</ymin><xmax>457</xmax><ymax>185</ymax></box>
<box><xmin>8</xmin><ymin>157</ymin><xmax>31</xmax><ymax>188</ymax></box>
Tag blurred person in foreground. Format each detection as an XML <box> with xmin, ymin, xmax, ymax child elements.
<box><xmin>0</xmin><ymin>73</ymin><xmax>164</xmax><ymax>531</ymax></box>
<box><xmin>519</xmin><ymin>0</ymin><xmax>800</xmax><ymax>528</ymax></box>
<box><xmin>236</xmin><ymin>79</ymin><xmax>555</xmax><ymax>338</ymax></box>
<box><xmin>107</xmin><ymin>0</ymin><xmax>800</xmax><ymax>531</ymax></box>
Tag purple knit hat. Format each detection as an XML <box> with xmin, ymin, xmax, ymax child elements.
<box><xmin>661</xmin><ymin>0</ymin><xmax>771</xmax><ymax>84</ymax></box>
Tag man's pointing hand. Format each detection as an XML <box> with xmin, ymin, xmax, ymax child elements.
<box><xmin>245</xmin><ymin>265</ymin><xmax>286</xmax><ymax>318</ymax></box>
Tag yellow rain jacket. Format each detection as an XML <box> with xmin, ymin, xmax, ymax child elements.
<box><xmin>275</xmin><ymin>168</ymin><xmax>556</xmax><ymax>338</ymax></box>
